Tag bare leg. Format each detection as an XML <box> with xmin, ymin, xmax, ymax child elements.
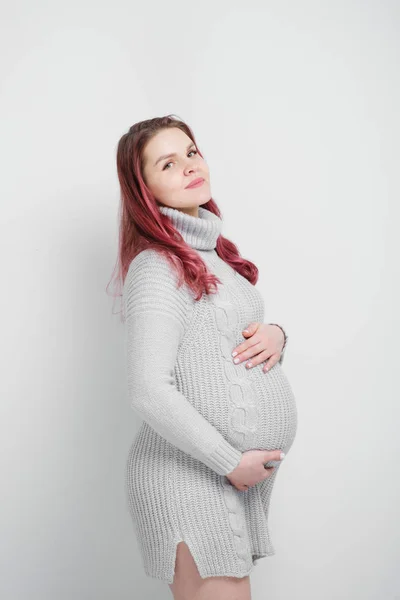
<box><xmin>168</xmin><ymin>541</ymin><xmax>252</xmax><ymax>600</ymax></box>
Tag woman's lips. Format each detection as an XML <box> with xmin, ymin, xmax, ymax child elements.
<box><xmin>185</xmin><ymin>177</ymin><xmax>204</xmax><ymax>189</ymax></box>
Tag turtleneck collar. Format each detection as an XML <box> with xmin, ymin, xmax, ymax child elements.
<box><xmin>158</xmin><ymin>204</ymin><xmax>222</xmax><ymax>251</ymax></box>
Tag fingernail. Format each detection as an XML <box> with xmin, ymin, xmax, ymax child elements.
<box><xmin>280</xmin><ymin>452</ymin><xmax>286</xmax><ymax>460</ymax></box>
<box><xmin>232</xmin><ymin>351</ymin><xmax>238</xmax><ymax>357</ymax></box>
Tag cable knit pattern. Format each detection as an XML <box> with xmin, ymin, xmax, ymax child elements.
<box><xmin>204</xmin><ymin>254</ymin><xmax>259</xmax><ymax>567</ymax></box>
<box><xmin>124</xmin><ymin>204</ymin><xmax>298</xmax><ymax>583</ymax></box>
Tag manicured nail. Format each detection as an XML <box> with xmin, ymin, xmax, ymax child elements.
<box><xmin>280</xmin><ymin>452</ymin><xmax>285</xmax><ymax>460</ymax></box>
<box><xmin>233</xmin><ymin>357</ymin><xmax>240</xmax><ymax>363</ymax></box>
<box><xmin>232</xmin><ymin>351</ymin><xmax>238</xmax><ymax>357</ymax></box>
<box><xmin>246</xmin><ymin>362</ymin><xmax>252</xmax><ymax>368</ymax></box>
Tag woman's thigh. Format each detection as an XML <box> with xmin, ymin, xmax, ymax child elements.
<box><xmin>168</xmin><ymin>541</ymin><xmax>252</xmax><ymax>600</ymax></box>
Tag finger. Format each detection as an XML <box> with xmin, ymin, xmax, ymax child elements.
<box><xmin>234</xmin><ymin>482</ymin><xmax>249</xmax><ymax>491</ymax></box>
<box><xmin>233</xmin><ymin>340</ymin><xmax>264</xmax><ymax>365</ymax></box>
<box><xmin>243</xmin><ymin>348</ymin><xmax>272</xmax><ymax>369</ymax></box>
<box><xmin>232</xmin><ymin>335</ymin><xmax>261</xmax><ymax>359</ymax></box>
<box><xmin>262</xmin><ymin>353</ymin><xmax>280</xmax><ymax>373</ymax></box>
<box><xmin>263</xmin><ymin>449</ymin><xmax>285</xmax><ymax>463</ymax></box>
<box><xmin>242</xmin><ymin>322</ymin><xmax>260</xmax><ymax>336</ymax></box>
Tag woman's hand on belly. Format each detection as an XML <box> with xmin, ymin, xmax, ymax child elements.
<box><xmin>225</xmin><ymin>448</ymin><xmax>286</xmax><ymax>492</ymax></box>
<box><xmin>231</xmin><ymin>322</ymin><xmax>285</xmax><ymax>373</ymax></box>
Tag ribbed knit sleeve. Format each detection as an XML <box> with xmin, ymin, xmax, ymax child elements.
<box><xmin>123</xmin><ymin>249</ymin><xmax>243</xmax><ymax>477</ymax></box>
<box><xmin>279</xmin><ymin>349</ymin><xmax>285</xmax><ymax>365</ymax></box>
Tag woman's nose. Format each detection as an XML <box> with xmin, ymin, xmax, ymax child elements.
<box><xmin>184</xmin><ymin>164</ymin><xmax>195</xmax><ymax>175</ymax></box>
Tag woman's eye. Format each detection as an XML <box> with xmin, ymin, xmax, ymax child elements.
<box><xmin>163</xmin><ymin>149</ymin><xmax>198</xmax><ymax>171</ymax></box>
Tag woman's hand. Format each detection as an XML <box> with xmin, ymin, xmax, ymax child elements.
<box><xmin>231</xmin><ymin>322</ymin><xmax>285</xmax><ymax>373</ymax></box>
<box><xmin>226</xmin><ymin>449</ymin><xmax>285</xmax><ymax>491</ymax></box>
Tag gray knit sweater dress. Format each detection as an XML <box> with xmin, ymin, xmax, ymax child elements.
<box><xmin>123</xmin><ymin>205</ymin><xmax>298</xmax><ymax>584</ymax></box>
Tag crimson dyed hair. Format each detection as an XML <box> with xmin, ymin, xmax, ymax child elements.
<box><xmin>107</xmin><ymin>114</ymin><xmax>259</xmax><ymax>319</ymax></box>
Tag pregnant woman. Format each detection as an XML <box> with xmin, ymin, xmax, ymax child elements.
<box><xmin>114</xmin><ymin>114</ymin><xmax>298</xmax><ymax>600</ymax></box>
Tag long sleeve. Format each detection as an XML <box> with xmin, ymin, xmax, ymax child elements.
<box><xmin>279</xmin><ymin>346</ymin><xmax>286</xmax><ymax>365</ymax></box>
<box><xmin>123</xmin><ymin>249</ymin><xmax>243</xmax><ymax>477</ymax></box>
<box><xmin>268</xmin><ymin>324</ymin><xmax>287</xmax><ymax>365</ymax></box>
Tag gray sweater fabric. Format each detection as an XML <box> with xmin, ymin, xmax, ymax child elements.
<box><xmin>123</xmin><ymin>205</ymin><xmax>298</xmax><ymax>584</ymax></box>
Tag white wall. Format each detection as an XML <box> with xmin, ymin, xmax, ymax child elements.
<box><xmin>1</xmin><ymin>1</ymin><xmax>399</xmax><ymax>598</ymax></box>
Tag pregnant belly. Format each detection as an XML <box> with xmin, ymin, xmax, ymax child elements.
<box><xmin>224</xmin><ymin>361</ymin><xmax>298</xmax><ymax>455</ymax></box>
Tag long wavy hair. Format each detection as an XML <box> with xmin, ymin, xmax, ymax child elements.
<box><xmin>107</xmin><ymin>114</ymin><xmax>259</xmax><ymax>320</ymax></box>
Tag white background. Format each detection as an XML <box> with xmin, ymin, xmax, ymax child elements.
<box><xmin>1</xmin><ymin>1</ymin><xmax>399</xmax><ymax>599</ymax></box>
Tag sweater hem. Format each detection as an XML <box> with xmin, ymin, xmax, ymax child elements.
<box><xmin>144</xmin><ymin>540</ymin><xmax>276</xmax><ymax>584</ymax></box>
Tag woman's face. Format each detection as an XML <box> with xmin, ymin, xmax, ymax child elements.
<box><xmin>142</xmin><ymin>127</ymin><xmax>211</xmax><ymax>216</ymax></box>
